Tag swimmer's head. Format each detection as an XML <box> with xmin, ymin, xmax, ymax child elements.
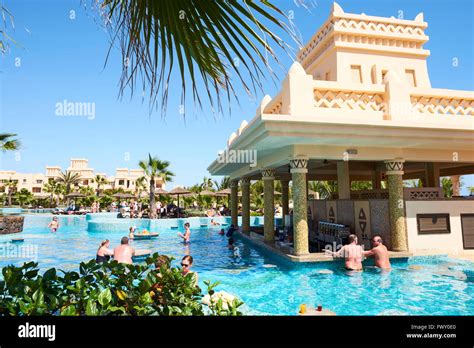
<box><xmin>121</xmin><ymin>236</ymin><xmax>129</xmax><ymax>245</ymax></box>
<box><xmin>371</xmin><ymin>235</ymin><xmax>383</xmax><ymax>246</ymax></box>
<box><xmin>184</xmin><ymin>222</ymin><xmax>190</xmax><ymax>228</ymax></box>
<box><xmin>348</xmin><ymin>234</ymin><xmax>358</xmax><ymax>244</ymax></box>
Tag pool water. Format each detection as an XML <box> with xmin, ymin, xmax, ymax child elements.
<box><xmin>1</xmin><ymin>214</ymin><xmax>474</xmax><ymax>316</ymax></box>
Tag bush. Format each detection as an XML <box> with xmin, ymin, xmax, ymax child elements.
<box><xmin>0</xmin><ymin>253</ymin><xmax>243</xmax><ymax>316</ymax></box>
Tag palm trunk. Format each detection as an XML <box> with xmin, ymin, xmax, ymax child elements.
<box><xmin>8</xmin><ymin>192</ymin><xmax>12</xmax><ymax>206</ymax></box>
<box><xmin>149</xmin><ymin>177</ymin><xmax>156</xmax><ymax>219</ymax></box>
<box><xmin>50</xmin><ymin>194</ymin><xmax>53</xmax><ymax>207</ymax></box>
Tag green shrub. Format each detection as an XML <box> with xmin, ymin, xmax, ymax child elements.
<box><xmin>0</xmin><ymin>253</ymin><xmax>243</xmax><ymax>316</ymax></box>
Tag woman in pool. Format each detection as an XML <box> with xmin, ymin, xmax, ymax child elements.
<box><xmin>181</xmin><ymin>255</ymin><xmax>198</xmax><ymax>286</ymax></box>
<box><xmin>129</xmin><ymin>226</ymin><xmax>135</xmax><ymax>240</ymax></box>
<box><xmin>96</xmin><ymin>239</ymin><xmax>113</xmax><ymax>263</ymax></box>
<box><xmin>178</xmin><ymin>222</ymin><xmax>191</xmax><ymax>244</ymax></box>
<box><xmin>47</xmin><ymin>216</ymin><xmax>60</xmax><ymax>232</ymax></box>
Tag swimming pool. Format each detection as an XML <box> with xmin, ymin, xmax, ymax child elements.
<box><xmin>1</xmin><ymin>214</ymin><xmax>473</xmax><ymax>315</ymax></box>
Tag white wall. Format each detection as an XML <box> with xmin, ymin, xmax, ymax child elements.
<box><xmin>406</xmin><ymin>200</ymin><xmax>474</xmax><ymax>254</ymax></box>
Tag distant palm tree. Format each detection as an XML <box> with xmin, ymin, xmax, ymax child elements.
<box><xmin>5</xmin><ymin>179</ymin><xmax>17</xmax><ymax>206</ymax></box>
<box><xmin>139</xmin><ymin>154</ymin><xmax>174</xmax><ymax>219</ymax></box>
<box><xmin>0</xmin><ymin>133</ymin><xmax>20</xmax><ymax>152</ymax></box>
<box><xmin>201</xmin><ymin>177</ymin><xmax>214</xmax><ymax>191</ymax></box>
<box><xmin>309</xmin><ymin>181</ymin><xmax>337</xmax><ymax>200</ymax></box>
<box><xmin>43</xmin><ymin>180</ymin><xmax>62</xmax><ymax>207</ymax></box>
<box><xmin>135</xmin><ymin>176</ymin><xmax>147</xmax><ymax>199</ymax></box>
<box><xmin>56</xmin><ymin>171</ymin><xmax>82</xmax><ymax>197</ymax></box>
<box><xmin>93</xmin><ymin>175</ymin><xmax>108</xmax><ymax>196</ymax></box>
<box><xmin>214</xmin><ymin>177</ymin><xmax>230</xmax><ymax>191</ymax></box>
<box><xmin>100</xmin><ymin>0</ymin><xmax>295</xmax><ymax>116</ymax></box>
<box><xmin>14</xmin><ymin>188</ymin><xmax>33</xmax><ymax>207</ymax></box>
<box><xmin>441</xmin><ymin>177</ymin><xmax>453</xmax><ymax>198</ymax></box>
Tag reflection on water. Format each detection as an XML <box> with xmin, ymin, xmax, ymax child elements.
<box><xmin>0</xmin><ymin>214</ymin><xmax>473</xmax><ymax>315</ymax></box>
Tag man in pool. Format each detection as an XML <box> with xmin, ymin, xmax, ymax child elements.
<box><xmin>363</xmin><ymin>235</ymin><xmax>391</xmax><ymax>270</ymax></box>
<box><xmin>226</xmin><ymin>224</ymin><xmax>236</xmax><ymax>238</ymax></box>
<box><xmin>324</xmin><ymin>234</ymin><xmax>363</xmax><ymax>271</ymax></box>
<box><xmin>113</xmin><ymin>236</ymin><xmax>135</xmax><ymax>264</ymax></box>
<box><xmin>47</xmin><ymin>217</ymin><xmax>60</xmax><ymax>232</ymax></box>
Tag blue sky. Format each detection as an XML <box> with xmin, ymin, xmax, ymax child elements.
<box><xmin>0</xmin><ymin>0</ymin><xmax>473</xmax><ymax>192</ymax></box>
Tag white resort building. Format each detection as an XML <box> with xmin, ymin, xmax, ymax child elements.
<box><xmin>208</xmin><ymin>3</ymin><xmax>474</xmax><ymax>257</ymax></box>
<box><xmin>0</xmin><ymin>158</ymin><xmax>163</xmax><ymax>196</ymax></box>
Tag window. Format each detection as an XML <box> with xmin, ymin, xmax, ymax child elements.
<box><xmin>417</xmin><ymin>214</ymin><xmax>451</xmax><ymax>234</ymax></box>
<box><xmin>23</xmin><ymin>179</ymin><xmax>27</xmax><ymax>183</ymax></box>
<box><xmin>32</xmin><ymin>187</ymin><xmax>42</xmax><ymax>193</ymax></box>
<box><xmin>461</xmin><ymin>214</ymin><xmax>474</xmax><ymax>249</ymax></box>
<box><xmin>83</xmin><ymin>180</ymin><xmax>89</xmax><ymax>185</ymax></box>
<box><xmin>118</xmin><ymin>180</ymin><xmax>125</xmax><ymax>185</ymax></box>
<box><xmin>405</xmin><ymin>69</ymin><xmax>417</xmax><ymax>87</ymax></box>
<box><xmin>350</xmin><ymin>65</ymin><xmax>363</xmax><ymax>83</ymax></box>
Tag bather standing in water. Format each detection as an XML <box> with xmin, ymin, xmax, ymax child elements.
<box><xmin>363</xmin><ymin>235</ymin><xmax>391</xmax><ymax>270</ymax></box>
<box><xmin>178</xmin><ymin>222</ymin><xmax>191</xmax><ymax>244</ymax></box>
<box><xmin>48</xmin><ymin>216</ymin><xmax>60</xmax><ymax>232</ymax></box>
<box><xmin>113</xmin><ymin>236</ymin><xmax>135</xmax><ymax>264</ymax></box>
<box><xmin>96</xmin><ymin>239</ymin><xmax>113</xmax><ymax>263</ymax></box>
<box><xmin>325</xmin><ymin>234</ymin><xmax>363</xmax><ymax>271</ymax></box>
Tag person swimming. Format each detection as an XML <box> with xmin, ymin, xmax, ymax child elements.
<box><xmin>218</xmin><ymin>228</ymin><xmax>225</xmax><ymax>235</ymax></box>
<box><xmin>363</xmin><ymin>235</ymin><xmax>391</xmax><ymax>270</ymax></box>
<box><xmin>325</xmin><ymin>234</ymin><xmax>363</xmax><ymax>271</ymax></box>
<box><xmin>48</xmin><ymin>217</ymin><xmax>60</xmax><ymax>232</ymax></box>
<box><xmin>129</xmin><ymin>226</ymin><xmax>136</xmax><ymax>240</ymax></box>
<box><xmin>227</xmin><ymin>238</ymin><xmax>241</xmax><ymax>258</ymax></box>
<box><xmin>178</xmin><ymin>222</ymin><xmax>191</xmax><ymax>244</ymax></box>
<box><xmin>96</xmin><ymin>239</ymin><xmax>113</xmax><ymax>263</ymax></box>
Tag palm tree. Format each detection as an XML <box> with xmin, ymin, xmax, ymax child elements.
<box><xmin>14</xmin><ymin>188</ymin><xmax>33</xmax><ymax>207</ymax></box>
<box><xmin>309</xmin><ymin>181</ymin><xmax>337</xmax><ymax>200</ymax></box>
<box><xmin>135</xmin><ymin>176</ymin><xmax>147</xmax><ymax>199</ymax></box>
<box><xmin>5</xmin><ymin>179</ymin><xmax>17</xmax><ymax>206</ymax></box>
<box><xmin>201</xmin><ymin>177</ymin><xmax>214</xmax><ymax>191</ymax></box>
<box><xmin>93</xmin><ymin>174</ymin><xmax>107</xmax><ymax>196</ymax></box>
<box><xmin>56</xmin><ymin>171</ymin><xmax>82</xmax><ymax>196</ymax></box>
<box><xmin>43</xmin><ymin>180</ymin><xmax>62</xmax><ymax>207</ymax></box>
<box><xmin>215</xmin><ymin>176</ymin><xmax>230</xmax><ymax>190</ymax></box>
<box><xmin>100</xmin><ymin>1</ymin><xmax>295</xmax><ymax>116</ymax></box>
<box><xmin>138</xmin><ymin>154</ymin><xmax>174</xmax><ymax>219</ymax></box>
<box><xmin>0</xmin><ymin>133</ymin><xmax>20</xmax><ymax>151</ymax></box>
<box><xmin>441</xmin><ymin>177</ymin><xmax>453</xmax><ymax>198</ymax></box>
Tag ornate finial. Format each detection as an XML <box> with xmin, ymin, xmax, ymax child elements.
<box><xmin>227</xmin><ymin>132</ymin><xmax>237</xmax><ymax>147</ymax></box>
<box><xmin>414</xmin><ymin>12</ymin><xmax>424</xmax><ymax>22</ymax></box>
<box><xmin>288</xmin><ymin>61</ymin><xmax>306</xmax><ymax>75</ymax></box>
<box><xmin>332</xmin><ymin>2</ymin><xmax>344</xmax><ymax>15</ymax></box>
<box><xmin>238</xmin><ymin>120</ymin><xmax>248</xmax><ymax>135</ymax></box>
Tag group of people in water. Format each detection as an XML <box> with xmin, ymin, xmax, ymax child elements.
<box><xmin>324</xmin><ymin>234</ymin><xmax>391</xmax><ymax>271</ymax></box>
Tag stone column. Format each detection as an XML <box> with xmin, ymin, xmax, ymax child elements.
<box><xmin>290</xmin><ymin>157</ymin><xmax>309</xmax><ymax>255</ymax></box>
<box><xmin>451</xmin><ymin>175</ymin><xmax>461</xmax><ymax>197</ymax></box>
<box><xmin>281</xmin><ymin>180</ymin><xmax>290</xmax><ymax>225</ymax></box>
<box><xmin>385</xmin><ymin>159</ymin><xmax>408</xmax><ymax>252</ymax></box>
<box><xmin>241</xmin><ymin>177</ymin><xmax>251</xmax><ymax>234</ymax></box>
<box><xmin>230</xmin><ymin>180</ymin><xmax>238</xmax><ymax>227</ymax></box>
<box><xmin>262</xmin><ymin>169</ymin><xmax>276</xmax><ymax>243</ymax></box>
<box><xmin>337</xmin><ymin>161</ymin><xmax>350</xmax><ymax>199</ymax></box>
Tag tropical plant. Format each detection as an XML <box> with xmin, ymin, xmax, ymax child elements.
<box><xmin>93</xmin><ymin>174</ymin><xmax>108</xmax><ymax>196</ymax></box>
<box><xmin>135</xmin><ymin>176</ymin><xmax>147</xmax><ymax>198</ymax></box>
<box><xmin>200</xmin><ymin>177</ymin><xmax>214</xmax><ymax>191</ymax></box>
<box><xmin>441</xmin><ymin>177</ymin><xmax>453</xmax><ymax>198</ymax></box>
<box><xmin>309</xmin><ymin>181</ymin><xmax>337</xmax><ymax>200</ymax></box>
<box><xmin>43</xmin><ymin>180</ymin><xmax>63</xmax><ymax>207</ymax></box>
<box><xmin>0</xmin><ymin>133</ymin><xmax>20</xmax><ymax>151</ymax></box>
<box><xmin>404</xmin><ymin>179</ymin><xmax>423</xmax><ymax>188</ymax></box>
<box><xmin>351</xmin><ymin>181</ymin><xmax>373</xmax><ymax>191</ymax></box>
<box><xmin>214</xmin><ymin>176</ymin><xmax>230</xmax><ymax>191</ymax></box>
<box><xmin>14</xmin><ymin>188</ymin><xmax>33</xmax><ymax>207</ymax></box>
<box><xmin>138</xmin><ymin>154</ymin><xmax>174</xmax><ymax>219</ymax></box>
<box><xmin>56</xmin><ymin>171</ymin><xmax>82</xmax><ymax>196</ymax></box>
<box><xmin>99</xmin><ymin>0</ymin><xmax>295</xmax><ymax>116</ymax></box>
<box><xmin>0</xmin><ymin>253</ymin><xmax>243</xmax><ymax>316</ymax></box>
<box><xmin>5</xmin><ymin>179</ymin><xmax>17</xmax><ymax>206</ymax></box>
